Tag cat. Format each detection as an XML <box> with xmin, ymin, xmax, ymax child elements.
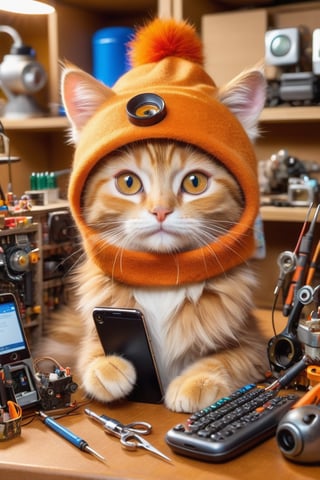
<box><xmin>38</xmin><ymin>64</ymin><xmax>269</xmax><ymax>414</ymax></box>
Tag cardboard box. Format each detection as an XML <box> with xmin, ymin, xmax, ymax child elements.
<box><xmin>202</xmin><ymin>9</ymin><xmax>268</xmax><ymax>86</ymax></box>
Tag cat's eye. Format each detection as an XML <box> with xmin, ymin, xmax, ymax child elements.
<box><xmin>182</xmin><ymin>172</ymin><xmax>208</xmax><ymax>195</ymax></box>
<box><xmin>116</xmin><ymin>172</ymin><xmax>143</xmax><ymax>195</ymax></box>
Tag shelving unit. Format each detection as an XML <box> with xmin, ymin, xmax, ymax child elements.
<box><xmin>260</xmin><ymin>106</ymin><xmax>320</xmax><ymax>123</ymax></box>
<box><xmin>0</xmin><ymin>223</ymin><xmax>43</xmax><ymax>345</ymax></box>
<box><xmin>3</xmin><ymin>116</ymin><xmax>69</xmax><ymax>131</ymax></box>
<box><xmin>0</xmin><ymin>1</ymin><xmax>158</xmax><ymax>197</ymax></box>
<box><xmin>28</xmin><ymin>202</ymin><xmax>79</xmax><ymax>324</ymax></box>
<box><xmin>1</xmin><ymin>0</ymin><xmax>320</xmax><ymax>311</ymax></box>
<box><xmin>161</xmin><ymin>1</ymin><xmax>320</xmax><ymax>306</ymax></box>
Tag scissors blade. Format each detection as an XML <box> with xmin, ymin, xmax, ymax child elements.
<box><xmin>135</xmin><ymin>434</ymin><xmax>172</xmax><ymax>463</ymax></box>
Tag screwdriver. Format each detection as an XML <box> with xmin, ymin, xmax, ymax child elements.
<box><xmin>38</xmin><ymin>411</ymin><xmax>106</xmax><ymax>464</ymax></box>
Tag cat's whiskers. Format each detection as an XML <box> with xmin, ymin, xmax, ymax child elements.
<box><xmin>85</xmin><ymin>214</ymin><xmax>252</xmax><ymax>261</ymax></box>
<box><xmin>191</xmin><ymin>221</ymin><xmax>255</xmax><ymax>275</ymax></box>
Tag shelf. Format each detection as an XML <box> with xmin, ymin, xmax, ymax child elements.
<box><xmin>260</xmin><ymin>205</ymin><xmax>318</xmax><ymax>222</ymax></box>
<box><xmin>56</xmin><ymin>0</ymin><xmax>157</xmax><ymax>13</ymax></box>
<box><xmin>0</xmin><ymin>223</ymin><xmax>39</xmax><ymax>235</ymax></box>
<box><xmin>29</xmin><ymin>200</ymin><xmax>70</xmax><ymax>212</ymax></box>
<box><xmin>2</xmin><ymin>107</ymin><xmax>319</xmax><ymax>132</ymax></box>
<box><xmin>1</xmin><ymin>116</ymin><xmax>69</xmax><ymax>132</ymax></box>
<box><xmin>43</xmin><ymin>278</ymin><xmax>65</xmax><ymax>288</ymax></box>
<box><xmin>23</xmin><ymin>320</ymin><xmax>40</xmax><ymax>329</ymax></box>
<box><xmin>42</xmin><ymin>241</ymin><xmax>74</xmax><ymax>251</ymax></box>
<box><xmin>260</xmin><ymin>106</ymin><xmax>320</xmax><ymax>124</ymax></box>
<box><xmin>2</xmin><ymin>107</ymin><xmax>320</xmax><ymax>133</ymax></box>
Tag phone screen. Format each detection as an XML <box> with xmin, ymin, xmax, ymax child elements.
<box><xmin>93</xmin><ymin>307</ymin><xmax>163</xmax><ymax>404</ymax></box>
<box><xmin>0</xmin><ymin>293</ymin><xmax>31</xmax><ymax>364</ymax></box>
<box><xmin>0</xmin><ymin>293</ymin><xmax>40</xmax><ymax>408</ymax></box>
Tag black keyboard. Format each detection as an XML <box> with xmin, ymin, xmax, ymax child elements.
<box><xmin>165</xmin><ymin>383</ymin><xmax>298</xmax><ymax>462</ymax></box>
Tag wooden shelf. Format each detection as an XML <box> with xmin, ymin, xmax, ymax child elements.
<box><xmin>260</xmin><ymin>106</ymin><xmax>320</xmax><ymax>124</ymax></box>
<box><xmin>2</xmin><ymin>106</ymin><xmax>319</xmax><ymax>132</ymax></box>
<box><xmin>2</xmin><ymin>108</ymin><xmax>320</xmax><ymax>134</ymax></box>
<box><xmin>2</xmin><ymin>107</ymin><xmax>320</xmax><ymax>132</ymax></box>
<box><xmin>56</xmin><ymin>0</ymin><xmax>157</xmax><ymax>13</ymax></box>
<box><xmin>1</xmin><ymin>116</ymin><xmax>69</xmax><ymax>132</ymax></box>
<box><xmin>260</xmin><ymin>205</ymin><xmax>317</xmax><ymax>223</ymax></box>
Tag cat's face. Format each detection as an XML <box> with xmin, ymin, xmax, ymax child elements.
<box><xmin>83</xmin><ymin>141</ymin><xmax>243</xmax><ymax>254</ymax></box>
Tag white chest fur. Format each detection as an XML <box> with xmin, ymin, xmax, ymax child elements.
<box><xmin>133</xmin><ymin>283</ymin><xmax>205</xmax><ymax>389</ymax></box>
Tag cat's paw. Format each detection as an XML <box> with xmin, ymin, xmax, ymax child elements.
<box><xmin>165</xmin><ymin>372</ymin><xmax>230</xmax><ymax>413</ymax></box>
<box><xmin>81</xmin><ymin>355</ymin><xmax>136</xmax><ymax>402</ymax></box>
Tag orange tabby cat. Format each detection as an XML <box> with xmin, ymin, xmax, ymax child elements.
<box><xmin>40</xmin><ymin>18</ymin><xmax>269</xmax><ymax>412</ymax></box>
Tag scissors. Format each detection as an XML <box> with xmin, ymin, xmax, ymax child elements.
<box><xmin>84</xmin><ymin>408</ymin><xmax>171</xmax><ymax>462</ymax></box>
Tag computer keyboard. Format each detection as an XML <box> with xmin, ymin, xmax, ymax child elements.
<box><xmin>165</xmin><ymin>383</ymin><xmax>298</xmax><ymax>462</ymax></box>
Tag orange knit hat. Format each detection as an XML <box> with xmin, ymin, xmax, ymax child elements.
<box><xmin>67</xmin><ymin>18</ymin><xmax>261</xmax><ymax>287</ymax></box>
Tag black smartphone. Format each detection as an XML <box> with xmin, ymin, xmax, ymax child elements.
<box><xmin>0</xmin><ymin>293</ymin><xmax>40</xmax><ymax>408</ymax></box>
<box><xmin>93</xmin><ymin>307</ymin><xmax>163</xmax><ymax>404</ymax></box>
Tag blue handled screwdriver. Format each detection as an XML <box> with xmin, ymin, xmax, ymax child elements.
<box><xmin>38</xmin><ymin>411</ymin><xmax>106</xmax><ymax>464</ymax></box>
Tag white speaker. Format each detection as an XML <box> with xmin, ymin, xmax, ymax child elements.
<box><xmin>312</xmin><ymin>28</ymin><xmax>320</xmax><ymax>75</ymax></box>
<box><xmin>265</xmin><ymin>28</ymin><xmax>300</xmax><ymax>66</ymax></box>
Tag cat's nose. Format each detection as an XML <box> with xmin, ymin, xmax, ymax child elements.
<box><xmin>151</xmin><ymin>206</ymin><xmax>173</xmax><ymax>222</ymax></box>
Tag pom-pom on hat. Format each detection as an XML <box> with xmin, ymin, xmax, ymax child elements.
<box><xmin>128</xmin><ymin>17</ymin><xmax>204</xmax><ymax>66</ymax></box>
<box><xmin>65</xmin><ymin>18</ymin><xmax>265</xmax><ymax>287</ymax></box>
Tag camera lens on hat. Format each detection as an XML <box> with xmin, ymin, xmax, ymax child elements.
<box><xmin>126</xmin><ymin>93</ymin><xmax>166</xmax><ymax>126</ymax></box>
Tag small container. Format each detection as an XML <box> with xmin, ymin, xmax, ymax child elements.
<box><xmin>0</xmin><ymin>401</ymin><xmax>22</xmax><ymax>441</ymax></box>
<box><xmin>92</xmin><ymin>26</ymin><xmax>134</xmax><ymax>87</ymax></box>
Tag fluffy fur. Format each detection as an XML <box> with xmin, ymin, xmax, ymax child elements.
<box><xmin>128</xmin><ymin>17</ymin><xmax>204</xmax><ymax>67</ymax></box>
<box><xmin>37</xmin><ymin>19</ymin><xmax>269</xmax><ymax>413</ymax></box>
<box><xmin>40</xmin><ymin>85</ymin><xmax>268</xmax><ymax>412</ymax></box>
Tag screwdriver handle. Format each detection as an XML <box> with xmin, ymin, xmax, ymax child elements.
<box><xmin>40</xmin><ymin>412</ymin><xmax>86</xmax><ymax>450</ymax></box>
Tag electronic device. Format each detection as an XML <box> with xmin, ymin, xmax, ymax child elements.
<box><xmin>265</xmin><ymin>28</ymin><xmax>300</xmax><ymax>66</ymax></box>
<box><xmin>165</xmin><ymin>383</ymin><xmax>298</xmax><ymax>462</ymax></box>
<box><xmin>47</xmin><ymin>210</ymin><xmax>74</xmax><ymax>244</ymax></box>
<box><xmin>264</xmin><ymin>26</ymin><xmax>320</xmax><ymax>105</ymax></box>
<box><xmin>268</xmin><ymin>205</ymin><xmax>320</xmax><ymax>373</ymax></box>
<box><xmin>288</xmin><ymin>177</ymin><xmax>318</xmax><ymax>207</ymax></box>
<box><xmin>0</xmin><ymin>25</ymin><xmax>47</xmax><ymax>118</ymax></box>
<box><xmin>0</xmin><ymin>292</ymin><xmax>40</xmax><ymax>408</ymax></box>
<box><xmin>93</xmin><ymin>307</ymin><xmax>163</xmax><ymax>404</ymax></box>
<box><xmin>276</xmin><ymin>405</ymin><xmax>320</xmax><ymax>463</ymax></box>
<box><xmin>34</xmin><ymin>357</ymin><xmax>78</xmax><ymax>411</ymax></box>
<box><xmin>297</xmin><ymin>290</ymin><xmax>320</xmax><ymax>361</ymax></box>
<box><xmin>279</xmin><ymin>72</ymin><xmax>320</xmax><ymax>103</ymax></box>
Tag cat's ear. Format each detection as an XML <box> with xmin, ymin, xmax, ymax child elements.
<box><xmin>216</xmin><ymin>67</ymin><xmax>266</xmax><ymax>141</ymax></box>
<box><xmin>61</xmin><ymin>64</ymin><xmax>115</xmax><ymax>143</ymax></box>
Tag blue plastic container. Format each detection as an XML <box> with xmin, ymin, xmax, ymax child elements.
<box><xmin>92</xmin><ymin>26</ymin><xmax>134</xmax><ymax>87</ymax></box>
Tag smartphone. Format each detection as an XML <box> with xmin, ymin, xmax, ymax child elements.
<box><xmin>93</xmin><ymin>307</ymin><xmax>163</xmax><ymax>404</ymax></box>
<box><xmin>0</xmin><ymin>292</ymin><xmax>40</xmax><ymax>408</ymax></box>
